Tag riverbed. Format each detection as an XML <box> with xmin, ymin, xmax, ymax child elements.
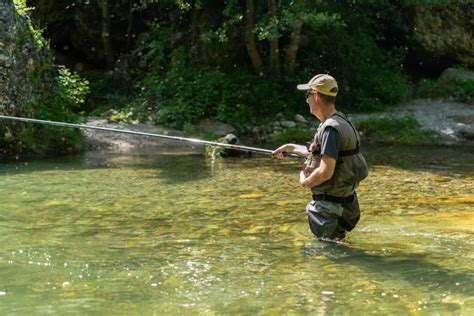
<box><xmin>0</xmin><ymin>145</ymin><xmax>473</xmax><ymax>314</ymax></box>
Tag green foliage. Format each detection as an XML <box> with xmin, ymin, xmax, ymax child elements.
<box><xmin>199</xmin><ymin>131</ymin><xmax>221</xmax><ymax>141</ymax></box>
<box><xmin>354</xmin><ymin>114</ymin><xmax>436</xmax><ymax>145</ymax></box>
<box><xmin>136</xmin><ymin>25</ymin><xmax>172</xmax><ymax>70</ymax></box>
<box><xmin>269</xmin><ymin>128</ymin><xmax>311</xmax><ymax>145</ymax></box>
<box><xmin>57</xmin><ymin>66</ymin><xmax>90</xmax><ymax>106</ymax></box>
<box><xmin>13</xmin><ymin>0</ymin><xmax>33</xmax><ymax>16</ymax></box>
<box><xmin>298</xmin><ymin>6</ymin><xmax>411</xmax><ymax>112</ymax></box>
<box><xmin>149</xmin><ymin>67</ymin><xmax>227</xmax><ymax>129</ymax></box>
<box><xmin>415</xmin><ymin>79</ymin><xmax>474</xmax><ymax>104</ymax></box>
<box><xmin>135</xmin><ymin>66</ymin><xmax>300</xmax><ymax>130</ymax></box>
<box><xmin>25</xmin><ymin>63</ymin><xmax>89</xmax><ymax>156</ymax></box>
<box><xmin>25</xmin><ymin>0</ymin><xmax>469</xmax><ymax>143</ymax></box>
<box><xmin>28</xmin><ymin>89</ymin><xmax>85</xmax><ymax>156</ymax></box>
<box><xmin>79</xmin><ymin>70</ymin><xmax>129</xmax><ymax>116</ymax></box>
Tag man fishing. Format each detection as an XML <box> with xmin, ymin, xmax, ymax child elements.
<box><xmin>273</xmin><ymin>74</ymin><xmax>368</xmax><ymax>241</ymax></box>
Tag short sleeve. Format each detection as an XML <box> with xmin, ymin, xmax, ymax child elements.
<box><xmin>320</xmin><ymin>127</ymin><xmax>340</xmax><ymax>160</ymax></box>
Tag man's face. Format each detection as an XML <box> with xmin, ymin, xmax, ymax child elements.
<box><xmin>306</xmin><ymin>91</ymin><xmax>317</xmax><ymax>115</ymax></box>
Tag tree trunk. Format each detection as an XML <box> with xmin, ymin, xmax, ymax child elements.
<box><xmin>98</xmin><ymin>0</ymin><xmax>114</xmax><ymax>68</ymax></box>
<box><xmin>285</xmin><ymin>18</ymin><xmax>303</xmax><ymax>77</ymax></box>
<box><xmin>268</xmin><ymin>0</ymin><xmax>280</xmax><ymax>77</ymax></box>
<box><xmin>199</xmin><ymin>7</ymin><xmax>211</xmax><ymax>66</ymax></box>
<box><xmin>245</xmin><ymin>0</ymin><xmax>265</xmax><ymax>76</ymax></box>
<box><xmin>126</xmin><ymin>0</ymin><xmax>134</xmax><ymax>51</ymax></box>
<box><xmin>190</xmin><ymin>5</ymin><xmax>201</xmax><ymax>63</ymax></box>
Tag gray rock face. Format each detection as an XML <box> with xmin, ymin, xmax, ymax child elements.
<box><xmin>414</xmin><ymin>4</ymin><xmax>474</xmax><ymax>67</ymax></box>
<box><xmin>0</xmin><ymin>1</ymin><xmax>57</xmax><ymax>158</ymax></box>
<box><xmin>0</xmin><ymin>0</ymin><xmax>33</xmax><ymax>115</ymax></box>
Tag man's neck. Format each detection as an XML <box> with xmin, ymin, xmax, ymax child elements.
<box><xmin>319</xmin><ymin>104</ymin><xmax>336</xmax><ymax>122</ymax></box>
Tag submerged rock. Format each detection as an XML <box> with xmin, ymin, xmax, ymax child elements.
<box><xmin>205</xmin><ymin>133</ymin><xmax>252</xmax><ymax>158</ymax></box>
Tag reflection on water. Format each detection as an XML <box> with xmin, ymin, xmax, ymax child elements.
<box><xmin>0</xmin><ymin>145</ymin><xmax>473</xmax><ymax>314</ymax></box>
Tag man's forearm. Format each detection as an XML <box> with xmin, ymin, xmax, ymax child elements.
<box><xmin>300</xmin><ymin>168</ymin><xmax>328</xmax><ymax>188</ymax></box>
<box><xmin>300</xmin><ymin>156</ymin><xmax>336</xmax><ymax>188</ymax></box>
<box><xmin>286</xmin><ymin>144</ymin><xmax>310</xmax><ymax>157</ymax></box>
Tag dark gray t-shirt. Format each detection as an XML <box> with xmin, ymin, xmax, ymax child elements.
<box><xmin>320</xmin><ymin>127</ymin><xmax>340</xmax><ymax>160</ymax></box>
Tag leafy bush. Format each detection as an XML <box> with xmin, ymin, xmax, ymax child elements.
<box><xmin>57</xmin><ymin>66</ymin><xmax>90</xmax><ymax>106</ymax></box>
<box><xmin>415</xmin><ymin>78</ymin><xmax>474</xmax><ymax>104</ymax></box>
<box><xmin>134</xmin><ymin>66</ymin><xmax>301</xmax><ymax>130</ymax></box>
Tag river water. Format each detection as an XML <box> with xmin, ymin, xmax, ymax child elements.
<box><xmin>0</xmin><ymin>145</ymin><xmax>473</xmax><ymax>314</ymax></box>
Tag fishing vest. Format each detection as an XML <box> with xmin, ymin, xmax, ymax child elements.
<box><xmin>309</xmin><ymin>112</ymin><xmax>368</xmax><ymax>197</ymax></box>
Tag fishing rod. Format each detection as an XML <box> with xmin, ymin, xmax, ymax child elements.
<box><xmin>0</xmin><ymin>115</ymin><xmax>300</xmax><ymax>158</ymax></box>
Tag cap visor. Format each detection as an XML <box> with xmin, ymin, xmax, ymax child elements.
<box><xmin>297</xmin><ymin>84</ymin><xmax>310</xmax><ymax>90</ymax></box>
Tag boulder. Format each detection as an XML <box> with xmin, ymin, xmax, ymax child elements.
<box><xmin>275</xmin><ymin>112</ymin><xmax>285</xmax><ymax>120</ymax></box>
<box><xmin>294</xmin><ymin>114</ymin><xmax>308</xmax><ymax>124</ymax></box>
<box><xmin>439</xmin><ymin>68</ymin><xmax>474</xmax><ymax>82</ymax></box>
<box><xmin>281</xmin><ymin>120</ymin><xmax>297</xmax><ymax>128</ymax></box>
<box><xmin>456</xmin><ymin>124</ymin><xmax>474</xmax><ymax>140</ymax></box>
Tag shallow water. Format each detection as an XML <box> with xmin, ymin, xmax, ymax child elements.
<box><xmin>0</xmin><ymin>145</ymin><xmax>473</xmax><ymax>314</ymax></box>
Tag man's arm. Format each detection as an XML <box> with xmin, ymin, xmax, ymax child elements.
<box><xmin>300</xmin><ymin>155</ymin><xmax>336</xmax><ymax>188</ymax></box>
<box><xmin>299</xmin><ymin>127</ymin><xmax>339</xmax><ymax>188</ymax></box>
<box><xmin>272</xmin><ymin>143</ymin><xmax>310</xmax><ymax>158</ymax></box>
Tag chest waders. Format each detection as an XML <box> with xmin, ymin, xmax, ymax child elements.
<box><xmin>305</xmin><ymin>112</ymin><xmax>368</xmax><ymax>240</ymax></box>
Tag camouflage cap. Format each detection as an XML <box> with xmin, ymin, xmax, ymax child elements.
<box><xmin>297</xmin><ymin>74</ymin><xmax>338</xmax><ymax>96</ymax></box>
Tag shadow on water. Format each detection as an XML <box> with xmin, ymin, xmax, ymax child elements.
<box><xmin>0</xmin><ymin>151</ymin><xmax>215</xmax><ymax>184</ymax></box>
<box><xmin>303</xmin><ymin>241</ymin><xmax>473</xmax><ymax>295</ymax></box>
<box><xmin>363</xmin><ymin>144</ymin><xmax>474</xmax><ymax>173</ymax></box>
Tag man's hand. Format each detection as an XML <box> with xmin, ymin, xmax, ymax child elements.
<box><xmin>272</xmin><ymin>144</ymin><xmax>290</xmax><ymax>158</ymax></box>
<box><xmin>299</xmin><ymin>155</ymin><xmax>336</xmax><ymax>188</ymax></box>
<box><xmin>300</xmin><ymin>170</ymin><xmax>309</xmax><ymax>188</ymax></box>
<box><xmin>272</xmin><ymin>143</ymin><xmax>310</xmax><ymax>158</ymax></box>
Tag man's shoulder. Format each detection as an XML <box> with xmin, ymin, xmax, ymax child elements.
<box><xmin>322</xmin><ymin>126</ymin><xmax>340</xmax><ymax>142</ymax></box>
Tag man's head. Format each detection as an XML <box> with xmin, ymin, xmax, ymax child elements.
<box><xmin>298</xmin><ymin>74</ymin><xmax>338</xmax><ymax>120</ymax></box>
<box><xmin>297</xmin><ymin>74</ymin><xmax>338</xmax><ymax>105</ymax></box>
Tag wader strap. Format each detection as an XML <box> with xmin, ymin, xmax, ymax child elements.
<box><xmin>311</xmin><ymin>144</ymin><xmax>358</xmax><ymax>157</ymax></box>
<box><xmin>313</xmin><ymin>193</ymin><xmax>355</xmax><ymax>204</ymax></box>
<box><xmin>332</xmin><ymin>112</ymin><xmax>360</xmax><ymax>157</ymax></box>
<box><xmin>309</xmin><ymin>112</ymin><xmax>360</xmax><ymax>158</ymax></box>
<box><xmin>339</xmin><ymin>146</ymin><xmax>359</xmax><ymax>157</ymax></box>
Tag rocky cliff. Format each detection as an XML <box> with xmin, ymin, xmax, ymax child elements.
<box><xmin>0</xmin><ymin>0</ymin><xmax>82</xmax><ymax>160</ymax></box>
<box><xmin>1</xmin><ymin>1</ymin><xmax>46</xmax><ymax>157</ymax></box>
<box><xmin>414</xmin><ymin>3</ymin><xmax>474</xmax><ymax>68</ymax></box>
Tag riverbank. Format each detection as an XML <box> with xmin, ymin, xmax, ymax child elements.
<box><xmin>82</xmin><ymin>98</ymin><xmax>473</xmax><ymax>152</ymax></box>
